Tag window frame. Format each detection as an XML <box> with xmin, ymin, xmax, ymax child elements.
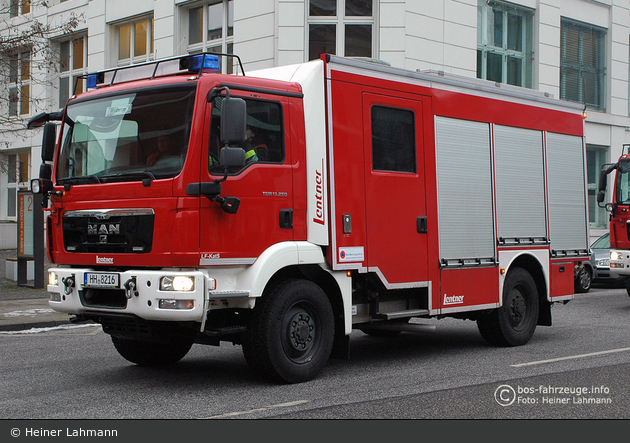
<box><xmin>57</xmin><ymin>35</ymin><xmax>89</xmax><ymax>108</ymax></box>
<box><xmin>182</xmin><ymin>0</ymin><xmax>235</xmax><ymax>74</ymax></box>
<box><xmin>6</xmin><ymin>50</ymin><xmax>31</xmax><ymax>117</ymax></box>
<box><xmin>5</xmin><ymin>151</ymin><xmax>30</xmax><ymax>220</ymax></box>
<box><xmin>560</xmin><ymin>18</ymin><xmax>607</xmax><ymax>111</ymax></box>
<box><xmin>9</xmin><ymin>0</ymin><xmax>30</xmax><ymax>17</ymax></box>
<box><xmin>307</xmin><ymin>0</ymin><xmax>376</xmax><ymax>62</ymax></box>
<box><xmin>476</xmin><ymin>0</ymin><xmax>534</xmax><ymax>89</ymax></box>
<box><xmin>115</xmin><ymin>16</ymin><xmax>154</xmax><ymax>66</ymax></box>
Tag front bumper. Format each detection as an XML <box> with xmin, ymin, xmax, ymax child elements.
<box><xmin>609</xmin><ymin>249</ymin><xmax>630</xmax><ymax>278</ymax></box>
<box><xmin>47</xmin><ymin>267</ymin><xmax>211</xmax><ymax>322</ymax></box>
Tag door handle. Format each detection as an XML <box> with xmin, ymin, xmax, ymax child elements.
<box><xmin>280</xmin><ymin>209</ymin><xmax>293</xmax><ymax>229</ymax></box>
<box><xmin>417</xmin><ymin>216</ymin><xmax>427</xmax><ymax>234</ymax></box>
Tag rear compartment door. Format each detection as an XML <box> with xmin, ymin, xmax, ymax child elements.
<box><xmin>362</xmin><ymin>93</ymin><xmax>429</xmax><ymax>287</ymax></box>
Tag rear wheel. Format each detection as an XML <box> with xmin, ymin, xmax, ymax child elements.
<box><xmin>243</xmin><ymin>279</ymin><xmax>335</xmax><ymax>383</ymax></box>
<box><xmin>111</xmin><ymin>337</ymin><xmax>193</xmax><ymax>366</ymax></box>
<box><xmin>477</xmin><ymin>268</ymin><xmax>539</xmax><ymax>346</ymax></box>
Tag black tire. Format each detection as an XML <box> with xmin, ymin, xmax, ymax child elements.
<box><xmin>111</xmin><ymin>337</ymin><xmax>193</xmax><ymax>366</ymax></box>
<box><xmin>243</xmin><ymin>279</ymin><xmax>335</xmax><ymax>383</ymax></box>
<box><xmin>477</xmin><ymin>268</ymin><xmax>539</xmax><ymax>347</ymax></box>
<box><xmin>574</xmin><ymin>266</ymin><xmax>591</xmax><ymax>293</ymax></box>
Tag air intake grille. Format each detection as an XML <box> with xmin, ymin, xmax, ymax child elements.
<box><xmin>63</xmin><ymin>208</ymin><xmax>154</xmax><ymax>254</ymax></box>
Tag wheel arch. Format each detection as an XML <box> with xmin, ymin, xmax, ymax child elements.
<box><xmin>502</xmin><ymin>252</ymin><xmax>551</xmax><ymax>326</ymax></box>
<box><xmin>261</xmin><ymin>263</ymin><xmax>350</xmax><ymax>358</ymax></box>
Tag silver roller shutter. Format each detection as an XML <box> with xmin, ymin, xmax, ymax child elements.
<box><xmin>546</xmin><ymin>132</ymin><xmax>589</xmax><ymax>256</ymax></box>
<box><xmin>435</xmin><ymin>117</ymin><xmax>496</xmax><ymax>266</ymax></box>
<box><xmin>494</xmin><ymin>125</ymin><xmax>547</xmax><ymax>245</ymax></box>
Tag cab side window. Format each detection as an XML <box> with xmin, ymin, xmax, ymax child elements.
<box><xmin>209</xmin><ymin>97</ymin><xmax>284</xmax><ymax>173</ymax></box>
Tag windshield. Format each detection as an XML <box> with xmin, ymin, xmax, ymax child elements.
<box><xmin>56</xmin><ymin>84</ymin><xmax>197</xmax><ymax>184</ymax></box>
<box><xmin>616</xmin><ymin>160</ymin><xmax>630</xmax><ymax>205</ymax></box>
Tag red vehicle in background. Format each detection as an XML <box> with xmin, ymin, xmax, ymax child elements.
<box><xmin>597</xmin><ymin>144</ymin><xmax>630</xmax><ymax>295</ymax></box>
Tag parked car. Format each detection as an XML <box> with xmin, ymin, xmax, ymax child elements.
<box><xmin>585</xmin><ymin>233</ymin><xmax>623</xmax><ymax>288</ymax></box>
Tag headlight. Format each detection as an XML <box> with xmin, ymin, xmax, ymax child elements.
<box><xmin>48</xmin><ymin>271</ymin><xmax>59</xmax><ymax>286</ymax></box>
<box><xmin>160</xmin><ymin>275</ymin><xmax>195</xmax><ymax>292</ymax></box>
<box><xmin>610</xmin><ymin>251</ymin><xmax>624</xmax><ymax>261</ymax></box>
<box><xmin>597</xmin><ymin>259</ymin><xmax>610</xmax><ymax>267</ymax></box>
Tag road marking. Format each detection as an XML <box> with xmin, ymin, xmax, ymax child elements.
<box><xmin>201</xmin><ymin>400</ymin><xmax>310</xmax><ymax>419</ymax></box>
<box><xmin>511</xmin><ymin>347</ymin><xmax>630</xmax><ymax>368</ymax></box>
<box><xmin>3</xmin><ymin>308</ymin><xmax>56</xmax><ymax>318</ymax></box>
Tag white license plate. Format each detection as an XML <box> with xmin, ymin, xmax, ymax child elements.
<box><xmin>84</xmin><ymin>272</ymin><xmax>120</xmax><ymax>288</ymax></box>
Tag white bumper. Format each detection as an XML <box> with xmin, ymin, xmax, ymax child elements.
<box><xmin>47</xmin><ymin>267</ymin><xmax>210</xmax><ymax>322</ymax></box>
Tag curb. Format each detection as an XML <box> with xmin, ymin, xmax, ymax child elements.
<box><xmin>0</xmin><ymin>318</ymin><xmax>74</xmax><ymax>332</ymax></box>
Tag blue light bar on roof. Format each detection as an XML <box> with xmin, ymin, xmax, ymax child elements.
<box><xmin>87</xmin><ymin>74</ymin><xmax>98</xmax><ymax>89</ymax></box>
<box><xmin>188</xmin><ymin>54</ymin><xmax>220</xmax><ymax>72</ymax></box>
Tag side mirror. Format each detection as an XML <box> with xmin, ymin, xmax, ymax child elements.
<box><xmin>39</xmin><ymin>163</ymin><xmax>52</xmax><ymax>181</ymax></box>
<box><xmin>219</xmin><ymin>146</ymin><xmax>246</xmax><ymax>169</ymax></box>
<box><xmin>220</xmin><ymin>97</ymin><xmax>246</xmax><ymax>145</ymax></box>
<box><xmin>42</xmin><ymin>122</ymin><xmax>57</xmax><ymax>162</ymax></box>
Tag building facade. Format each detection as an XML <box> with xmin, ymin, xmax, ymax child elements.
<box><xmin>1</xmin><ymin>0</ymin><xmax>628</xmax><ymax>246</ymax></box>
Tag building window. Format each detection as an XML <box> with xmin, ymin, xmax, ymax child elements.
<box><xmin>58</xmin><ymin>36</ymin><xmax>88</xmax><ymax>107</ymax></box>
<box><xmin>9</xmin><ymin>0</ymin><xmax>30</xmax><ymax>17</ymax></box>
<box><xmin>477</xmin><ymin>0</ymin><xmax>533</xmax><ymax>88</ymax></box>
<box><xmin>560</xmin><ymin>19</ymin><xmax>606</xmax><ymax>111</ymax></box>
<box><xmin>185</xmin><ymin>0</ymin><xmax>235</xmax><ymax>74</ymax></box>
<box><xmin>5</xmin><ymin>152</ymin><xmax>29</xmax><ymax>219</ymax></box>
<box><xmin>116</xmin><ymin>17</ymin><xmax>154</xmax><ymax>65</ymax></box>
<box><xmin>7</xmin><ymin>51</ymin><xmax>31</xmax><ymax>117</ymax></box>
<box><xmin>587</xmin><ymin>145</ymin><xmax>607</xmax><ymax>228</ymax></box>
<box><xmin>308</xmin><ymin>0</ymin><xmax>374</xmax><ymax>61</ymax></box>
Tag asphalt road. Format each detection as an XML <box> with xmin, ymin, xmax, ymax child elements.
<box><xmin>1</xmin><ymin>286</ymin><xmax>629</xmax><ymax>422</ymax></box>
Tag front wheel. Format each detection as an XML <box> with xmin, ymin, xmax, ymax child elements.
<box><xmin>477</xmin><ymin>268</ymin><xmax>539</xmax><ymax>347</ymax></box>
<box><xmin>243</xmin><ymin>279</ymin><xmax>335</xmax><ymax>383</ymax></box>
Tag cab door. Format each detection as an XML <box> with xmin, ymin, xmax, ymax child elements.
<box><xmin>362</xmin><ymin>93</ymin><xmax>429</xmax><ymax>286</ymax></box>
<box><xmin>198</xmin><ymin>93</ymin><xmax>295</xmax><ymax>266</ymax></box>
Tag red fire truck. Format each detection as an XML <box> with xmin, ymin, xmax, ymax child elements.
<box><xmin>597</xmin><ymin>145</ymin><xmax>630</xmax><ymax>292</ymax></box>
<box><xmin>29</xmin><ymin>53</ymin><xmax>589</xmax><ymax>383</ymax></box>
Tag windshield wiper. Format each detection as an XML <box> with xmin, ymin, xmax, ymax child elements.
<box><xmin>57</xmin><ymin>175</ymin><xmax>102</xmax><ymax>185</ymax></box>
<box><xmin>98</xmin><ymin>171</ymin><xmax>157</xmax><ymax>186</ymax></box>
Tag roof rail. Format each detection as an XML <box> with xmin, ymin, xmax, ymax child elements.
<box><xmin>74</xmin><ymin>52</ymin><xmax>245</xmax><ymax>95</ymax></box>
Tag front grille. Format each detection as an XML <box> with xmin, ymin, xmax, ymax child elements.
<box><xmin>63</xmin><ymin>208</ymin><xmax>154</xmax><ymax>254</ymax></box>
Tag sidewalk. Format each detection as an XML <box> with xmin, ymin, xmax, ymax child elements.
<box><xmin>0</xmin><ymin>249</ymin><xmax>75</xmax><ymax>332</ymax></box>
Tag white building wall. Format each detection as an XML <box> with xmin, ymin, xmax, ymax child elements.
<box><xmin>2</xmin><ymin>0</ymin><xmax>630</xmax><ymax>244</ymax></box>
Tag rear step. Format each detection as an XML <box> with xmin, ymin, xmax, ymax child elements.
<box><xmin>373</xmin><ymin>309</ymin><xmax>429</xmax><ymax>320</ymax></box>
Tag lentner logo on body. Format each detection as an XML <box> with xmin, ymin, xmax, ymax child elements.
<box><xmin>313</xmin><ymin>161</ymin><xmax>325</xmax><ymax>226</ymax></box>
<box><xmin>96</xmin><ymin>256</ymin><xmax>114</xmax><ymax>264</ymax></box>
<box><xmin>443</xmin><ymin>294</ymin><xmax>464</xmax><ymax>305</ymax></box>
